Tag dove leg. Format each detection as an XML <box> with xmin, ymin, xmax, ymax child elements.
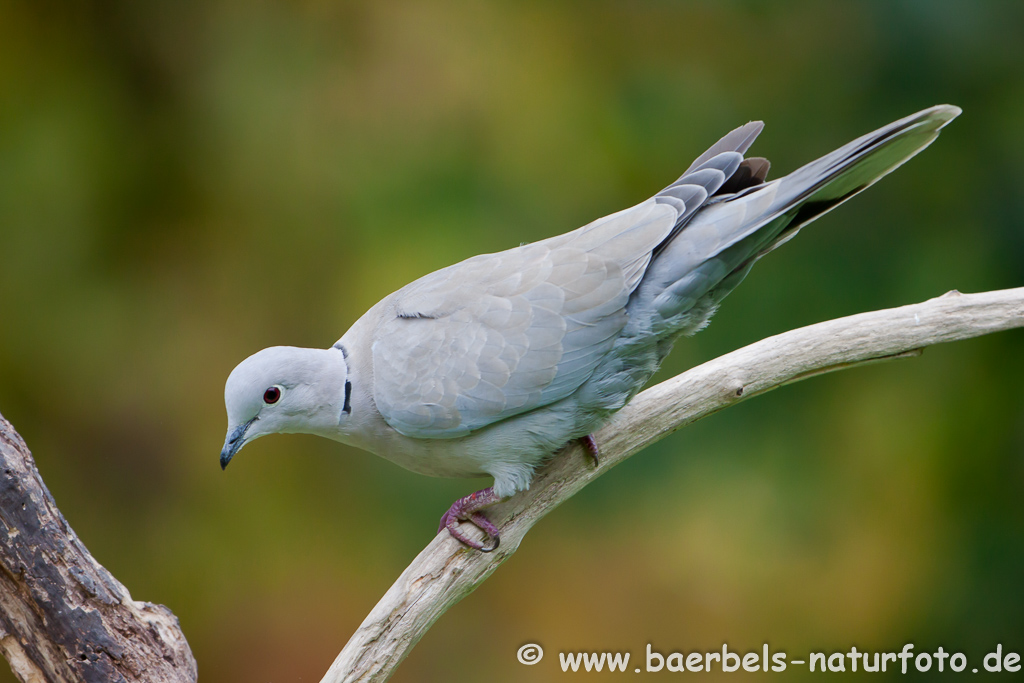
<box><xmin>577</xmin><ymin>434</ymin><xmax>600</xmax><ymax>466</ymax></box>
<box><xmin>438</xmin><ymin>487</ymin><xmax>502</xmax><ymax>552</ymax></box>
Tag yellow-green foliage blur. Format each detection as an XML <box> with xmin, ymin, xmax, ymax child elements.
<box><xmin>1</xmin><ymin>1</ymin><xmax>1023</xmax><ymax>681</ymax></box>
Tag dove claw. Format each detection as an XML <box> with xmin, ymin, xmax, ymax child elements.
<box><xmin>438</xmin><ymin>486</ymin><xmax>502</xmax><ymax>551</ymax></box>
<box><xmin>578</xmin><ymin>434</ymin><xmax>600</xmax><ymax>466</ymax></box>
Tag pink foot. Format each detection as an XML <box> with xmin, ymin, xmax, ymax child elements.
<box><xmin>438</xmin><ymin>487</ymin><xmax>502</xmax><ymax>552</ymax></box>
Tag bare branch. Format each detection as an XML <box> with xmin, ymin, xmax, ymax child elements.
<box><xmin>321</xmin><ymin>287</ymin><xmax>1024</xmax><ymax>683</ymax></box>
<box><xmin>0</xmin><ymin>418</ymin><xmax>197</xmax><ymax>683</ymax></box>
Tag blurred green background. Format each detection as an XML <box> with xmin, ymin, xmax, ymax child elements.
<box><xmin>1</xmin><ymin>0</ymin><xmax>1023</xmax><ymax>680</ymax></box>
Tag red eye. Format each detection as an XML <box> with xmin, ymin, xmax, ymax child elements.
<box><xmin>263</xmin><ymin>387</ymin><xmax>281</xmax><ymax>404</ymax></box>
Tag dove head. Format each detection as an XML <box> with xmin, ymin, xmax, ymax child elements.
<box><xmin>220</xmin><ymin>346</ymin><xmax>350</xmax><ymax>469</ymax></box>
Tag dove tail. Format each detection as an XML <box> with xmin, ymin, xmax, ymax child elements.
<box><xmin>635</xmin><ymin>105</ymin><xmax>961</xmax><ymax>335</ymax></box>
<box><xmin>756</xmin><ymin>104</ymin><xmax>961</xmax><ymax>255</ymax></box>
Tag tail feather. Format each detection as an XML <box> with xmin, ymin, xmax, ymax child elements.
<box><xmin>761</xmin><ymin>105</ymin><xmax>959</xmax><ymax>249</ymax></box>
<box><xmin>630</xmin><ymin>105</ymin><xmax>961</xmax><ymax>332</ymax></box>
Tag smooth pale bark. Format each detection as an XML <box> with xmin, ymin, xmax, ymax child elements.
<box><xmin>320</xmin><ymin>288</ymin><xmax>1024</xmax><ymax>683</ymax></box>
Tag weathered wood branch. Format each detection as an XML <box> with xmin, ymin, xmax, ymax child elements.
<box><xmin>0</xmin><ymin>418</ymin><xmax>197</xmax><ymax>682</ymax></box>
<box><xmin>321</xmin><ymin>287</ymin><xmax>1024</xmax><ymax>683</ymax></box>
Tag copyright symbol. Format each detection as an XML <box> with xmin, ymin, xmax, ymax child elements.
<box><xmin>517</xmin><ymin>643</ymin><xmax>544</xmax><ymax>665</ymax></box>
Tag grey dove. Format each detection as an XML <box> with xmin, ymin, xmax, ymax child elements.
<box><xmin>222</xmin><ymin>105</ymin><xmax>960</xmax><ymax>550</ymax></box>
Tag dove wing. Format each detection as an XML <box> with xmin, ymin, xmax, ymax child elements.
<box><xmin>371</xmin><ymin>200</ymin><xmax>677</xmax><ymax>438</ymax></box>
<box><xmin>370</xmin><ymin>120</ymin><xmax>766</xmax><ymax>438</ymax></box>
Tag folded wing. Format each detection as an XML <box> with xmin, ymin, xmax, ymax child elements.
<box><xmin>371</xmin><ymin>122</ymin><xmax>764</xmax><ymax>438</ymax></box>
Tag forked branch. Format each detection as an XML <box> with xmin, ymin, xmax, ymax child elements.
<box><xmin>320</xmin><ymin>287</ymin><xmax>1024</xmax><ymax>683</ymax></box>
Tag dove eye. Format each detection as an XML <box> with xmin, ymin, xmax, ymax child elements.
<box><xmin>263</xmin><ymin>387</ymin><xmax>281</xmax><ymax>404</ymax></box>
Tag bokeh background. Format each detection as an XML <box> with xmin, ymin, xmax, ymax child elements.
<box><xmin>2</xmin><ymin>1</ymin><xmax>1023</xmax><ymax>680</ymax></box>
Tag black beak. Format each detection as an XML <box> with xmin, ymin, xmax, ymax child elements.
<box><xmin>220</xmin><ymin>418</ymin><xmax>256</xmax><ymax>470</ymax></box>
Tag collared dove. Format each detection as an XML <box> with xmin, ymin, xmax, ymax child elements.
<box><xmin>222</xmin><ymin>105</ymin><xmax>960</xmax><ymax>550</ymax></box>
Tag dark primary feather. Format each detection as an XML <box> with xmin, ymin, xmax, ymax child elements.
<box><xmin>717</xmin><ymin>156</ymin><xmax>771</xmax><ymax>195</ymax></box>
